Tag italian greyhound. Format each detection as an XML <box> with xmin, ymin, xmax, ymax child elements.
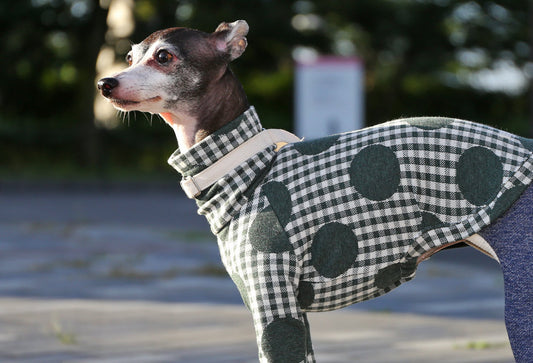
<box><xmin>98</xmin><ymin>20</ymin><xmax>533</xmax><ymax>363</ymax></box>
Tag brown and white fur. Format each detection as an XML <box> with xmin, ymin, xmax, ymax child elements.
<box><xmin>97</xmin><ymin>20</ymin><xmax>250</xmax><ymax>151</ymax></box>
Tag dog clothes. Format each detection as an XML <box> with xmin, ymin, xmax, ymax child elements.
<box><xmin>168</xmin><ymin>106</ymin><xmax>533</xmax><ymax>363</ymax></box>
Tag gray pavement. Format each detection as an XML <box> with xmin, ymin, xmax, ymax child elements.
<box><xmin>0</xmin><ymin>186</ymin><xmax>515</xmax><ymax>362</ymax></box>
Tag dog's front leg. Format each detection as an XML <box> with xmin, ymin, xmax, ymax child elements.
<box><xmin>237</xmin><ymin>250</ymin><xmax>315</xmax><ymax>363</ymax></box>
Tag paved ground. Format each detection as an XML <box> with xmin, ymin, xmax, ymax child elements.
<box><xmin>0</xmin><ymin>185</ymin><xmax>515</xmax><ymax>362</ymax></box>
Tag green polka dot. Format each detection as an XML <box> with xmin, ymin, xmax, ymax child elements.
<box><xmin>230</xmin><ymin>273</ymin><xmax>250</xmax><ymax>310</ymax></box>
<box><xmin>405</xmin><ymin>117</ymin><xmax>453</xmax><ymax>130</ymax></box>
<box><xmin>262</xmin><ymin>181</ymin><xmax>292</xmax><ymax>226</ymax></box>
<box><xmin>489</xmin><ymin>184</ymin><xmax>528</xmax><ymax>222</ymax></box>
<box><xmin>420</xmin><ymin>211</ymin><xmax>445</xmax><ymax>232</ymax></box>
<box><xmin>248</xmin><ymin>206</ymin><xmax>292</xmax><ymax>253</ymax></box>
<box><xmin>375</xmin><ymin>264</ymin><xmax>401</xmax><ymax>289</ymax></box>
<box><xmin>262</xmin><ymin>317</ymin><xmax>306</xmax><ymax>363</ymax></box>
<box><xmin>297</xmin><ymin>281</ymin><xmax>315</xmax><ymax>309</ymax></box>
<box><xmin>375</xmin><ymin>260</ymin><xmax>417</xmax><ymax>289</ymax></box>
<box><xmin>402</xmin><ymin>259</ymin><xmax>418</xmax><ymax>278</ymax></box>
<box><xmin>517</xmin><ymin>136</ymin><xmax>533</xmax><ymax>152</ymax></box>
<box><xmin>293</xmin><ymin>135</ymin><xmax>340</xmax><ymax>155</ymax></box>
<box><xmin>456</xmin><ymin>147</ymin><xmax>503</xmax><ymax>206</ymax></box>
<box><xmin>311</xmin><ymin>222</ymin><xmax>358</xmax><ymax>278</ymax></box>
<box><xmin>302</xmin><ymin>314</ymin><xmax>314</xmax><ymax>357</ymax></box>
<box><xmin>349</xmin><ymin>144</ymin><xmax>401</xmax><ymax>201</ymax></box>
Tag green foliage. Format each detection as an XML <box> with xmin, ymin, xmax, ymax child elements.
<box><xmin>0</xmin><ymin>0</ymin><xmax>531</xmax><ymax>178</ymax></box>
<box><xmin>454</xmin><ymin>339</ymin><xmax>509</xmax><ymax>350</ymax></box>
<box><xmin>50</xmin><ymin>317</ymin><xmax>77</xmax><ymax>345</ymax></box>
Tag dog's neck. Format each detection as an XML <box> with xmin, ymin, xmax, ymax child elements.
<box><xmin>160</xmin><ymin>68</ymin><xmax>249</xmax><ymax>152</ymax></box>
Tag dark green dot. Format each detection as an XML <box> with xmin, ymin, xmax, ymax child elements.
<box><xmin>349</xmin><ymin>144</ymin><xmax>401</xmax><ymax>201</ymax></box>
<box><xmin>311</xmin><ymin>222</ymin><xmax>358</xmax><ymax>278</ymax></box>
<box><xmin>489</xmin><ymin>184</ymin><xmax>529</xmax><ymax>222</ymax></box>
<box><xmin>248</xmin><ymin>206</ymin><xmax>292</xmax><ymax>253</ymax></box>
<box><xmin>375</xmin><ymin>260</ymin><xmax>417</xmax><ymax>289</ymax></box>
<box><xmin>230</xmin><ymin>273</ymin><xmax>250</xmax><ymax>310</ymax></box>
<box><xmin>402</xmin><ymin>259</ymin><xmax>418</xmax><ymax>279</ymax></box>
<box><xmin>405</xmin><ymin>117</ymin><xmax>453</xmax><ymax>130</ymax></box>
<box><xmin>456</xmin><ymin>147</ymin><xmax>503</xmax><ymax>206</ymax></box>
<box><xmin>375</xmin><ymin>264</ymin><xmax>401</xmax><ymax>289</ymax></box>
<box><xmin>293</xmin><ymin>135</ymin><xmax>340</xmax><ymax>155</ymax></box>
<box><xmin>262</xmin><ymin>181</ymin><xmax>292</xmax><ymax>226</ymax></box>
<box><xmin>420</xmin><ymin>212</ymin><xmax>445</xmax><ymax>232</ymax></box>
<box><xmin>302</xmin><ymin>313</ymin><xmax>314</xmax><ymax>357</ymax></box>
<box><xmin>297</xmin><ymin>281</ymin><xmax>315</xmax><ymax>309</ymax></box>
<box><xmin>517</xmin><ymin>136</ymin><xmax>533</xmax><ymax>152</ymax></box>
<box><xmin>262</xmin><ymin>317</ymin><xmax>306</xmax><ymax>363</ymax></box>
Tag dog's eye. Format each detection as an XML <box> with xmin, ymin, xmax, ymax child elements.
<box><xmin>156</xmin><ymin>49</ymin><xmax>173</xmax><ymax>64</ymax></box>
<box><xmin>125</xmin><ymin>53</ymin><xmax>133</xmax><ymax>66</ymax></box>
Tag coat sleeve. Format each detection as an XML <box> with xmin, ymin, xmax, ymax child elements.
<box><xmin>242</xmin><ymin>250</ymin><xmax>315</xmax><ymax>363</ymax></box>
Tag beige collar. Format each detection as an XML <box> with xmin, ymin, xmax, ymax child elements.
<box><xmin>180</xmin><ymin>129</ymin><xmax>301</xmax><ymax>199</ymax></box>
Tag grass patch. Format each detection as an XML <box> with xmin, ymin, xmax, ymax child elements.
<box><xmin>50</xmin><ymin>318</ymin><xmax>77</xmax><ymax>345</ymax></box>
<box><xmin>165</xmin><ymin>230</ymin><xmax>215</xmax><ymax>243</ymax></box>
<box><xmin>455</xmin><ymin>340</ymin><xmax>508</xmax><ymax>350</ymax></box>
<box><xmin>105</xmin><ymin>262</ymin><xmax>227</xmax><ymax>280</ymax></box>
<box><xmin>106</xmin><ymin>267</ymin><xmax>158</xmax><ymax>280</ymax></box>
<box><xmin>31</xmin><ymin>258</ymin><xmax>94</xmax><ymax>273</ymax></box>
<box><xmin>194</xmin><ymin>263</ymin><xmax>228</xmax><ymax>277</ymax></box>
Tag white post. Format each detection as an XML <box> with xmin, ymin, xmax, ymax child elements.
<box><xmin>295</xmin><ymin>56</ymin><xmax>364</xmax><ymax>139</ymax></box>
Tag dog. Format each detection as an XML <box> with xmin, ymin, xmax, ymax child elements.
<box><xmin>98</xmin><ymin>20</ymin><xmax>533</xmax><ymax>362</ymax></box>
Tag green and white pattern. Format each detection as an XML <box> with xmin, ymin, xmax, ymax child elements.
<box><xmin>168</xmin><ymin>106</ymin><xmax>533</xmax><ymax>363</ymax></box>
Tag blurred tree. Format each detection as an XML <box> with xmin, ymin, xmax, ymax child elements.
<box><xmin>0</xmin><ymin>0</ymin><xmax>530</xmax><ymax>179</ymax></box>
<box><xmin>306</xmin><ymin>0</ymin><xmax>530</xmax><ymax>131</ymax></box>
<box><xmin>166</xmin><ymin>0</ymin><xmax>531</xmax><ymax>133</ymax></box>
<box><xmin>0</xmin><ymin>0</ymin><xmax>108</xmax><ymax>168</ymax></box>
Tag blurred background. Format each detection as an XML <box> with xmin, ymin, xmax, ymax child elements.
<box><xmin>1</xmin><ymin>0</ymin><xmax>532</xmax><ymax>182</ymax></box>
<box><xmin>0</xmin><ymin>1</ymin><xmax>528</xmax><ymax>361</ymax></box>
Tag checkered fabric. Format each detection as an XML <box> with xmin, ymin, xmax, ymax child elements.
<box><xmin>168</xmin><ymin>107</ymin><xmax>533</xmax><ymax>363</ymax></box>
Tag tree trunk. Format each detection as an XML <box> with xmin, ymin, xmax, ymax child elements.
<box><xmin>78</xmin><ymin>4</ymin><xmax>108</xmax><ymax>169</ymax></box>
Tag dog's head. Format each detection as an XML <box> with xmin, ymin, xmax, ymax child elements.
<box><xmin>97</xmin><ymin>20</ymin><xmax>249</xmax><ymax>115</ymax></box>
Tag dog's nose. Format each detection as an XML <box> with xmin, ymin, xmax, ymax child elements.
<box><xmin>97</xmin><ymin>77</ymin><xmax>119</xmax><ymax>97</ymax></box>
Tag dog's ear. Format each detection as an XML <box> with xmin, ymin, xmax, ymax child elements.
<box><xmin>212</xmin><ymin>20</ymin><xmax>249</xmax><ymax>61</ymax></box>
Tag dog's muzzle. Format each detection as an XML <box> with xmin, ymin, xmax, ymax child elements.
<box><xmin>97</xmin><ymin>77</ymin><xmax>119</xmax><ymax>97</ymax></box>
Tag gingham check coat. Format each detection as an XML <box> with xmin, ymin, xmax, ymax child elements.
<box><xmin>168</xmin><ymin>106</ymin><xmax>533</xmax><ymax>363</ymax></box>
